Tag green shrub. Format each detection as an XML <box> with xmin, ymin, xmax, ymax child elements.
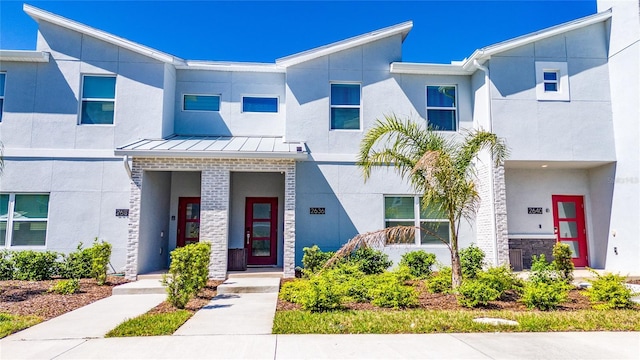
<box><xmin>426</xmin><ymin>266</ymin><xmax>452</xmax><ymax>293</ymax></box>
<box><xmin>369</xmin><ymin>274</ymin><xmax>418</xmax><ymax>308</ymax></box>
<box><xmin>298</xmin><ymin>272</ymin><xmax>346</xmax><ymax>311</ymax></box>
<box><xmin>49</xmin><ymin>279</ymin><xmax>80</xmax><ymax>295</ymax></box>
<box><xmin>87</xmin><ymin>239</ymin><xmax>112</xmax><ymax>285</ymax></box>
<box><xmin>11</xmin><ymin>250</ymin><xmax>59</xmax><ymax>281</ymax></box>
<box><xmin>460</xmin><ymin>244</ymin><xmax>485</xmax><ymax>279</ymax></box>
<box><xmin>0</xmin><ymin>250</ymin><xmax>14</xmax><ymax>280</ymax></box>
<box><xmin>399</xmin><ymin>251</ymin><xmax>436</xmax><ymax>279</ymax></box>
<box><xmin>59</xmin><ymin>243</ymin><xmax>93</xmax><ymax>279</ymax></box>
<box><xmin>586</xmin><ymin>271</ymin><xmax>635</xmax><ymax>310</ymax></box>
<box><xmin>521</xmin><ymin>280</ymin><xmax>570</xmax><ymax>310</ymax></box>
<box><xmin>162</xmin><ymin>242</ymin><xmax>211</xmax><ymax>309</ymax></box>
<box><xmin>279</xmin><ymin>279</ymin><xmax>312</xmax><ymax>303</ymax></box>
<box><xmin>529</xmin><ymin>254</ymin><xmax>561</xmax><ymax>285</ymax></box>
<box><xmin>348</xmin><ymin>247</ymin><xmax>392</xmax><ymax>275</ymax></box>
<box><xmin>301</xmin><ymin>245</ymin><xmax>334</xmax><ymax>276</ymax></box>
<box><xmin>477</xmin><ymin>265</ymin><xmax>522</xmax><ymax>297</ymax></box>
<box><xmin>551</xmin><ymin>242</ymin><xmax>574</xmax><ymax>283</ymax></box>
<box><xmin>456</xmin><ymin>279</ymin><xmax>500</xmax><ymax>308</ymax></box>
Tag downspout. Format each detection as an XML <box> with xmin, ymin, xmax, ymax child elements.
<box><xmin>123</xmin><ymin>155</ymin><xmax>132</xmax><ymax>180</ymax></box>
<box><xmin>473</xmin><ymin>59</ymin><xmax>499</xmax><ymax>266</ymax></box>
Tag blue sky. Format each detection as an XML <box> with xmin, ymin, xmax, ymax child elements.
<box><xmin>1</xmin><ymin>1</ymin><xmax>597</xmax><ymax>64</ymax></box>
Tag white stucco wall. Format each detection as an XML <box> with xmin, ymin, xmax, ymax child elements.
<box><xmin>167</xmin><ymin>171</ymin><xmax>201</xmax><ymax>255</ymax></box>
<box><xmin>138</xmin><ymin>171</ymin><xmax>171</xmax><ymax>274</ymax></box>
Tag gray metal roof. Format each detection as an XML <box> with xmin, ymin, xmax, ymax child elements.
<box><xmin>115</xmin><ymin>136</ymin><xmax>307</xmax><ymax>159</ymax></box>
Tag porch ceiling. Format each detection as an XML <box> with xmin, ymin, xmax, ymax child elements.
<box><xmin>115</xmin><ymin>135</ymin><xmax>308</xmax><ymax>159</ymax></box>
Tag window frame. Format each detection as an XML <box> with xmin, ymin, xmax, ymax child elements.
<box><xmin>0</xmin><ymin>72</ymin><xmax>5</xmax><ymax>122</ymax></box>
<box><xmin>542</xmin><ymin>70</ymin><xmax>559</xmax><ymax>92</ymax></box>
<box><xmin>383</xmin><ymin>195</ymin><xmax>450</xmax><ymax>246</ymax></box>
<box><xmin>0</xmin><ymin>193</ymin><xmax>50</xmax><ymax>249</ymax></box>
<box><xmin>426</xmin><ymin>85</ymin><xmax>458</xmax><ymax>132</ymax></box>
<box><xmin>535</xmin><ymin>62</ymin><xmax>570</xmax><ymax>101</ymax></box>
<box><xmin>329</xmin><ymin>82</ymin><xmax>362</xmax><ymax>131</ymax></box>
<box><xmin>79</xmin><ymin>74</ymin><xmax>117</xmax><ymax>125</ymax></box>
<box><xmin>241</xmin><ymin>95</ymin><xmax>279</xmax><ymax>113</ymax></box>
<box><xmin>182</xmin><ymin>94</ymin><xmax>221</xmax><ymax>112</ymax></box>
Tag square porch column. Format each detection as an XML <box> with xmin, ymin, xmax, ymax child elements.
<box><xmin>201</xmin><ymin>167</ymin><xmax>230</xmax><ymax>280</ymax></box>
<box><xmin>283</xmin><ymin>163</ymin><xmax>296</xmax><ymax>278</ymax></box>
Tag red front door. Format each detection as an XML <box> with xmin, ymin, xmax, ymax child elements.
<box><xmin>177</xmin><ymin>197</ymin><xmax>200</xmax><ymax>247</ymax></box>
<box><xmin>245</xmin><ymin>197</ymin><xmax>278</xmax><ymax>265</ymax></box>
<box><xmin>552</xmin><ymin>195</ymin><xmax>588</xmax><ymax>267</ymax></box>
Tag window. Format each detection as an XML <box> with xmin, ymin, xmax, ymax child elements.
<box><xmin>535</xmin><ymin>62</ymin><xmax>570</xmax><ymax>101</ymax></box>
<box><xmin>330</xmin><ymin>83</ymin><xmax>360</xmax><ymax>130</ymax></box>
<box><xmin>183</xmin><ymin>94</ymin><xmax>220</xmax><ymax>111</ymax></box>
<box><xmin>384</xmin><ymin>196</ymin><xmax>449</xmax><ymax>245</ymax></box>
<box><xmin>426</xmin><ymin>86</ymin><xmax>457</xmax><ymax>131</ymax></box>
<box><xmin>0</xmin><ymin>73</ymin><xmax>5</xmax><ymax>122</ymax></box>
<box><xmin>81</xmin><ymin>75</ymin><xmax>116</xmax><ymax>124</ymax></box>
<box><xmin>0</xmin><ymin>194</ymin><xmax>50</xmax><ymax>247</ymax></box>
<box><xmin>242</xmin><ymin>96</ymin><xmax>278</xmax><ymax>113</ymax></box>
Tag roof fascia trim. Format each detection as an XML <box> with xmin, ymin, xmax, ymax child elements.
<box><xmin>461</xmin><ymin>10</ymin><xmax>612</xmax><ymax>70</ymax></box>
<box><xmin>276</xmin><ymin>21</ymin><xmax>413</xmax><ymax>67</ymax></box>
<box><xmin>177</xmin><ymin>61</ymin><xmax>285</xmax><ymax>73</ymax></box>
<box><xmin>23</xmin><ymin>4</ymin><xmax>186</xmax><ymax>66</ymax></box>
<box><xmin>114</xmin><ymin>149</ymin><xmax>309</xmax><ymax>160</ymax></box>
<box><xmin>390</xmin><ymin>62</ymin><xmax>472</xmax><ymax>75</ymax></box>
<box><xmin>0</xmin><ymin>50</ymin><xmax>50</xmax><ymax>62</ymax></box>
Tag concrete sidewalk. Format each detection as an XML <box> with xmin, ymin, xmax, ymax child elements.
<box><xmin>2</xmin><ymin>332</ymin><xmax>638</xmax><ymax>359</ymax></box>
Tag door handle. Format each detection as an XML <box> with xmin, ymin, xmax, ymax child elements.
<box><xmin>246</xmin><ymin>231</ymin><xmax>250</xmax><ymax>245</ymax></box>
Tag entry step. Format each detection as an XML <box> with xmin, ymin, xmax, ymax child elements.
<box><xmin>112</xmin><ymin>279</ymin><xmax>166</xmax><ymax>295</ymax></box>
<box><xmin>217</xmin><ymin>277</ymin><xmax>280</xmax><ymax>294</ymax></box>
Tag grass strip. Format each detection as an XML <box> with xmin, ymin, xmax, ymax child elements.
<box><xmin>0</xmin><ymin>313</ymin><xmax>43</xmax><ymax>338</ymax></box>
<box><xmin>105</xmin><ymin>310</ymin><xmax>192</xmax><ymax>337</ymax></box>
<box><xmin>273</xmin><ymin>309</ymin><xmax>640</xmax><ymax>334</ymax></box>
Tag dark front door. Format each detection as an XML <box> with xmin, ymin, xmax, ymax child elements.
<box><xmin>177</xmin><ymin>197</ymin><xmax>200</xmax><ymax>247</ymax></box>
<box><xmin>245</xmin><ymin>197</ymin><xmax>278</xmax><ymax>265</ymax></box>
<box><xmin>552</xmin><ymin>195</ymin><xmax>588</xmax><ymax>267</ymax></box>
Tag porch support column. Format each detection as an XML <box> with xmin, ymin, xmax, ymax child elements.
<box><xmin>124</xmin><ymin>159</ymin><xmax>143</xmax><ymax>280</ymax></box>
<box><xmin>201</xmin><ymin>167</ymin><xmax>230</xmax><ymax>280</ymax></box>
<box><xmin>283</xmin><ymin>162</ymin><xmax>296</xmax><ymax>278</ymax></box>
<box><xmin>493</xmin><ymin>165</ymin><xmax>510</xmax><ymax>265</ymax></box>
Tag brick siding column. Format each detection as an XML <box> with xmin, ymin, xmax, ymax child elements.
<box><xmin>283</xmin><ymin>162</ymin><xmax>296</xmax><ymax>278</ymax></box>
<box><xmin>201</xmin><ymin>165</ymin><xmax>229</xmax><ymax>280</ymax></box>
<box><xmin>125</xmin><ymin>159</ymin><xmax>143</xmax><ymax>280</ymax></box>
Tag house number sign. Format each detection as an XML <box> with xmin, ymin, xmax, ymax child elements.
<box><xmin>310</xmin><ymin>207</ymin><xmax>326</xmax><ymax>215</ymax></box>
<box><xmin>115</xmin><ymin>209</ymin><xmax>129</xmax><ymax>217</ymax></box>
<box><xmin>527</xmin><ymin>207</ymin><xmax>543</xmax><ymax>215</ymax></box>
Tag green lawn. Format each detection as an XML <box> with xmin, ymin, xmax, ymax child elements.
<box><xmin>0</xmin><ymin>313</ymin><xmax>43</xmax><ymax>338</ymax></box>
<box><xmin>105</xmin><ymin>310</ymin><xmax>192</xmax><ymax>337</ymax></box>
<box><xmin>273</xmin><ymin>309</ymin><xmax>640</xmax><ymax>334</ymax></box>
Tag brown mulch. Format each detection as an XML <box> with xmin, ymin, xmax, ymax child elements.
<box><xmin>628</xmin><ymin>279</ymin><xmax>640</xmax><ymax>285</ymax></box>
<box><xmin>147</xmin><ymin>280</ymin><xmax>224</xmax><ymax>315</ymax></box>
<box><xmin>276</xmin><ymin>278</ymin><xmax>595</xmax><ymax>312</ymax></box>
<box><xmin>0</xmin><ymin>276</ymin><xmax>129</xmax><ymax>320</ymax></box>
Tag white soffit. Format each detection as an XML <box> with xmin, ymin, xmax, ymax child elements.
<box><xmin>23</xmin><ymin>4</ymin><xmax>186</xmax><ymax>66</ymax></box>
<box><xmin>0</xmin><ymin>50</ymin><xmax>50</xmax><ymax>63</ymax></box>
<box><xmin>276</xmin><ymin>21</ymin><xmax>413</xmax><ymax>67</ymax></box>
<box><xmin>177</xmin><ymin>61</ymin><xmax>286</xmax><ymax>73</ymax></box>
<box><xmin>390</xmin><ymin>62</ymin><xmax>472</xmax><ymax>75</ymax></box>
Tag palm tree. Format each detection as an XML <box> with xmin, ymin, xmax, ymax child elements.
<box><xmin>354</xmin><ymin>114</ymin><xmax>508</xmax><ymax>288</ymax></box>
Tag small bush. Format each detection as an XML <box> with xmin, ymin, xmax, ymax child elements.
<box><xmin>460</xmin><ymin>244</ymin><xmax>485</xmax><ymax>279</ymax></box>
<box><xmin>49</xmin><ymin>279</ymin><xmax>80</xmax><ymax>295</ymax></box>
<box><xmin>477</xmin><ymin>265</ymin><xmax>522</xmax><ymax>297</ymax></box>
<box><xmin>369</xmin><ymin>275</ymin><xmax>418</xmax><ymax>308</ymax></box>
<box><xmin>279</xmin><ymin>279</ymin><xmax>312</xmax><ymax>303</ymax></box>
<box><xmin>162</xmin><ymin>242</ymin><xmax>211</xmax><ymax>309</ymax></box>
<box><xmin>551</xmin><ymin>242</ymin><xmax>574</xmax><ymax>283</ymax></box>
<box><xmin>298</xmin><ymin>272</ymin><xmax>346</xmax><ymax>311</ymax></box>
<box><xmin>301</xmin><ymin>245</ymin><xmax>334</xmax><ymax>275</ymax></box>
<box><xmin>0</xmin><ymin>250</ymin><xmax>14</xmax><ymax>280</ymax></box>
<box><xmin>426</xmin><ymin>266</ymin><xmax>452</xmax><ymax>293</ymax></box>
<box><xmin>456</xmin><ymin>279</ymin><xmax>500</xmax><ymax>308</ymax></box>
<box><xmin>399</xmin><ymin>251</ymin><xmax>436</xmax><ymax>279</ymax></box>
<box><xmin>521</xmin><ymin>280</ymin><xmax>570</xmax><ymax>310</ymax></box>
<box><xmin>586</xmin><ymin>271</ymin><xmax>635</xmax><ymax>310</ymax></box>
<box><xmin>11</xmin><ymin>250</ymin><xmax>59</xmax><ymax>281</ymax></box>
<box><xmin>59</xmin><ymin>243</ymin><xmax>93</xmax><ymax>279</ymax></box>
<box><xmin>348</xmin><ymin>247</ymin><xmax>392</xmax><ymax>275</ymax></box>
<box><xmin>87</xmin><ymin>239</ymin><xmax>112</xmax><ymax>285</ymax></box>
<box><xmin>529</xmin><ymin>254</ymin><xmax>561</xmax><ymax>285</ymax></box>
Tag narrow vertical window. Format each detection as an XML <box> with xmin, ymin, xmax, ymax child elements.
<box><xmin>426</xmin><ymin>86</ymin><xmax>457</xmax><ymax>131</ymax></box>
<box><xmin>0</xmin><ymin>73</ymin><xmax>6</xmax><ymax>122</ymax></box>
<box><xmin>81</xmin><ymin>75</ymin><xmax>116</xmax><ymax>124</ymax></box>
<box><xmin>543</xmin><ymin>71</ymin><xmax>559</xmax><ymax>92</ymax></box>
<box><xmin>330</xmin><ymin>83</ymin><xmax>361</xmax><ymax>130</ymax></box>
<box><xmin>0</xmin><ymin>194</ymin><xmax>8</xmax><ymax>246</ymax></box>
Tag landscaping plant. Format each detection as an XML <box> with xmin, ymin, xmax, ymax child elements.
<box><xmin>59</xmin><ymin>242</ymin><xmax>93</xmax><ymax>279</ymax></box>
<box><xmin>399</xmin><ymin>250</ymin><xmax>436</xmax><ymax>279</ymax></box>
<box><xmin>11</xmin><ymin>250</ymin><xmax>59</xmax><ymax>281</ymax></box>
<box><xmin>585</xmin><ymin>270</ymin><xmax>635</xmax><ymax>310</ymax></box>
<box><xmin>551</xmin><ymin>242</ymin><xmax>574</xmax><ymax>283</ymax></box>
<box><xmin>426</xmin><ymin>266</ymin><xmax>452</xmax><ymax>293</ymax></box>
<box><xmin>521</xmin><ymin>254</ymin><xmax>571</xmax><ymax>310</ymax></box>
<box><xmin>88</xmin><ymin>239</ymin><xmax>112</xmax><ymax>285</ymax></box>
<box><xmin>0</xmin><ymin>250</ymin><xmax>14</xmax><ymax>280</ymax></box>
<box><xmin>162</xmin><ymin>242</ymin><xmax>211</xmax><ymax>309</ymax></box>
<box><xmin>460</xmin><ymin>244</ymin><xmax>485</xmax><ymax>279</ymax></box>
<box><xmin>456</xmin><ymin>279</ymin><xmax>500</xmax><ymax>308</ymax></box>
<box><xmin>301</xmin><ymin>245</ymin><xmax>334</xmax><ymax>276</ymax></box>
<box><xmin>49</xmin><ymin>279</ymin><xmax>80</xmax><ymax>295</ymax></box>
<box><xmin>348</xmin><ymin>247</ymin><xmax>392</xmax><ymax>275</ymax></box>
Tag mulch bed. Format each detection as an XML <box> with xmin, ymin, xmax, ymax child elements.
<box><xmin>277</xmin><ymin>278</ymin><xmax>594</xmax><ymax>312</ymax></box>
<box><xmin>0</xmin><ymin>276</ymin><xmax>129</xmax><ymax>320</ymax></box>
<box><xmin>147</xmin><ymin>280</ymin><xmax>224</xmax><ymax>315</ymax></box>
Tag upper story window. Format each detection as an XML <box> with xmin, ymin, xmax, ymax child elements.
<box><xmin>535</xmin><ymin>62</ymin><xmax>570</xmax><ymax>101</ymax></box>
<box><xmin>384</xmin><ymin>196</ymin><xmax>450</xmax><ymax>245</ymax></box>
<box><xmin>426</xmin><ymin>85</ymin><xmax>457</xmax><ymax>131</ymax></box>
<box><xmin>330</xmin><ymin>83</ymin><xmax>361</xmax><ymax>130</ymax></box>
<box><xmin>81</xmin><ymin>75</ymin><xmax>116</xmax><ymax>125</ymax></box>
<box><xmin>0</xmin><ymin>73</ymin><xmax>6</xmax><ymax>122</ymax></box>
<box><xmin>183</xmin><ymin>94</ymin><xmax>220</xmax><ymax>112</ymax></box>
<box><xmin>0</xmin><ymin>194</ymin><xmax>50</xmax><ymax>247</ymax></box>
<box><xmin>242</xmin><ymin>96</ymin><xmax>278</xmax><ymax>113</ymax></box>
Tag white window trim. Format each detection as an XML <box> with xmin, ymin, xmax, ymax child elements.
<box><xmin>241</xmin><ymin>95</ymin><xmax>279</xmax><ymax>113</ymax></box>
<box><xmin>0</xmin><ymin>193</ymin><xmax>49</xmax><ymax>249</ymax></box>
<box><xmin>535</xmin><ymin>62</ymin><xmax>570</xmax><ymax>101</ymax></box>
<box><xmin>329</xmin><ymin>82</ymin><xmax>362</xmax><ymax>131</ymax></box>
<box><xmin>383</xmin><ymin>195</ymin><xmax>450</xmax><ymax>246</ymax></box>
<box><xmin>79</xmin><ymin>74</ymin><xmax>117</xmax><ymax>125</ymax></box>
<box><xmin>182</xmin><ymin>93</ymin><xmax>221</xmax><ymax>112</ymax></box>
<box><xmin>426</xmin><ymin>85</ymin><xmax>458</xmax><ymax>132</ymax></box>
<box><xmin>0</xmin><ymin>72</ymin><xmax>5</xmax><ymax>122</ymax></box>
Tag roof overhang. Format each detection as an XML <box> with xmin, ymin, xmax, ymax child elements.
<box><xmin>0</xmin><ymin>50</ymin><xmax>50</xmax><ymax>63</ymax></box>
<box><xmin>176</xmin><ymin>61</ymin><xmax>286</xmax><ymax>73</ymax></box>
<box><xmin>115</xmin><ymin>136</ymin><xmax>308</xmax><ymax>160</ymax></box>
<box><xmin>23</xmin><ymin>4</ymin><xmax>186</xmax><ymax>66</ymax></box>
<box><xmin>390</xmin><ymin>62</ymin><xmax>472</xmax><ymax>76</ymax></box>
<box><xmin>276</xmin><ymin>21</ymin><xmax>413</xmax><ymax>68</ymax></box>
